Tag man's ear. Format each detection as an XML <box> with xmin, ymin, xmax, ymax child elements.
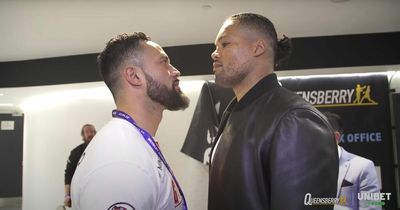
<box><xmin>253</xmin><ymin>39</ymin><xmax>266</xmax><ymax>57</ymax></box>
<box><xmin>334</xmin><ymin>131</ymin><xmax>341</xmax><ymax>143</ymax></box>
<box><xmin>123</xmin><ymin>66</ymin><xmax>143</xmax><ymax>87</ymax></box>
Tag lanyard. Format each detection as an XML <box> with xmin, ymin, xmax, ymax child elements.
<box><xmin>112</xmin><ymin>110</ymin><xmax>188</xmax><ymax>210</ymax></box>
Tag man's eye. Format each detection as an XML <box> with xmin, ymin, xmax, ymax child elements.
<box><xmin>221</xmin><ymin>43</ymin><xmax>229</xmax><ymax>47</ymax></box>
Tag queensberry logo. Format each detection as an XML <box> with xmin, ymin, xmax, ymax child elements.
<box><xmin>303</xmin><ymin>193</ymin><xmax>346</xmax><ymax>206</ymax></box>
<box><xmin>296</xmin><ymin>84</ymin><xmax>378</xmax><ymax>108</ymax></box>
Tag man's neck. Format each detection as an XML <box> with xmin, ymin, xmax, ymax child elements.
<box><xmin>233</xmin><ymin>69</ymin><xmax>272</xmax><ymax>101</ymax></box>
<box><xmin>116</xmin><ymin>97</ymin><xmax>163</xmax><ymax>137</ymax></box>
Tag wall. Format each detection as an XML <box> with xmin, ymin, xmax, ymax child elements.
<box><xmin>21</xmin><ymin>83</ymin><xmax>115</xmax><ymax>209</ymax></box>
<box><xmin>1</xmin><ymin>65</ymin><xmax>398</xmax><ymax>210</ymax></box>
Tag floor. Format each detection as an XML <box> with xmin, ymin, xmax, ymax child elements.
<box><xmin>0</xmin><ymin>197</ymin><xmax>21</xmax><ymax>210</ymax></box>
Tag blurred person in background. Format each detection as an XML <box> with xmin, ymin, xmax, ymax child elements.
<box><xmin>324</xmin><ymin>112</ymin><xmax>381</xmax><ymax>210</ymax></box>
<box><xmin>63</xmin><ymin>124</ymin><xmax>96</xmax><ymax>208</ymax></box>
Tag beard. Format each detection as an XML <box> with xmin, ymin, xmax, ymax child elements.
<box><xmin>144</xmin><ymin>72</ymin><xmax>190</xmax><ymax>111</ymax></box>
<box><xmin>214</xmin><ymin>60</ymin><xmax>250</xmax><ymax>88</ymax></box>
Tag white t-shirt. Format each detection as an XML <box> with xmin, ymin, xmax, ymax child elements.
<box><xmin>71</xmin><ymin>118</ymin><xmax>184</xmax><ymax>210</ymax></box>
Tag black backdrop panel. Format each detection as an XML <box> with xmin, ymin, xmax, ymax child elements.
<box><xmin>1</xmin><ymin>32</ymin><xmax>400</xmax><ymax>88</ymax></box>
<box><xmin>393</xmin><ymin>93</ymin><xmax>400</xmax><ymax>209</ymax></box>
<box><xmin>280</xmin><ymin>73</ymin><xmax>396</xmax><ymax>209</ymax></box>
<box><xmin>394</xmin><ymin>93</ymin><xmax>400</xmax><ymax>165</ymax></box>
<box><xmin>0</xmin><ymin>114</ymin><xmax>23</xmax><ymax>197</ymax></box>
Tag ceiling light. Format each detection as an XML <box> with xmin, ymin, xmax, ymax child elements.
<box><xmin>201</xmin><ymin>5</ymin><xmax>212</xmax><ymax>10</ymax></box>
<box><xmin>19</xmin><ymin>86</ymin><xmax>112</xmax><ymax>112</ymax></box>
<box><xmin>0</xmin><ymin>103</ymin><xmax>13</xmax><ymax>106</ymax></box>
<box><xmin>330</xmin><ymin>0</ymin><xmax>350</xmax><ymax>2</ymax></box>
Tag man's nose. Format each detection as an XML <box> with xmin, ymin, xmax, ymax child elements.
<box><xmin>170</xmin><ymin>65</ymin><xmax>181</xmax><ymax>77</ymax></box>
<box><xmin>211</xmin><ymin>49</ymin><xmax>219</xmax><ymax>60</ymax></box>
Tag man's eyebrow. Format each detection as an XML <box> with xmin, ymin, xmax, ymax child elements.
<box><xmin>160</xmin><ymin>54</ymin><xmax>169</xmax><ymax>60</ymax></box>
<box><xmin>215</xmin><ymin>35</ymin><xmax>227</xmax><ymax>45</ymax></box>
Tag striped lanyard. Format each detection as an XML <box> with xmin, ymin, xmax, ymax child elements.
<box><xmin>112</xmin><ymin>110</ymin><xmax>188</xmax><ymax>210</ymax></box>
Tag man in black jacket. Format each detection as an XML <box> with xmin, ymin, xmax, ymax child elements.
<box><xmin>209</xmin><ymin>13</ymin><xmax>339</xmax><ymax>210</ymax></box>
<box><xmin>64</xmin><ymin>124</ymin><xmax>96</xmax><ymax>208</ymax></box>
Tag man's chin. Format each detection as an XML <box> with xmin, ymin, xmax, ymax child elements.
<box><xmin>174</xmin><ymin>88</ymin><xmax>183</xmax><ymax>94</ymax></box>
<box><xmin>213</xmin><ymin>66</ymin><xmax>223</xmax><ymax>73</ymax></box>
<box><xmin>165</xmin><ymin>95</ymin><xmax>190</xmax><ymax>111</ymax></box>
<box><xmin>215</xmin><ymin>76</ymin><xmax>230</xmax><ymax>88</ymax></box>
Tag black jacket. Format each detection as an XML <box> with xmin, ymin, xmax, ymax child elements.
<box><xmin>64</xmin><ymin>142</ymin><xmax>88</xmax><ymax>185</ymax></box>
<box><xmin>209</xmin><ymin>73</ymin><xmax>339</xmax><ymax>210</ymax></box>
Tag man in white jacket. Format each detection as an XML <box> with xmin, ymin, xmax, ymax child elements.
<box><xmin>324</xmin><ymin>112</ymin><xmax>381</xmax><ymax>210</ymax></box>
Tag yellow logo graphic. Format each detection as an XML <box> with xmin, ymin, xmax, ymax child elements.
<box><xmin>353</xmin><ymin>84</ymin><xmax>377</xmax><ymax>105</ymax></box>
<box><xmin>339</xmin><ymin>196</ymin><xmax>346</xmax><ymax>205</ymax></box>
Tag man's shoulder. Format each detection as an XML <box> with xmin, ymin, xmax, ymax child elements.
<box><xmin>263</xmin><ymin>87</ymin><xmax>313</xmax><ymax>109</ymax></box>
<box><xmin>343</xmin><ymin>149</ymin><xmax>375</xmax><ymax>167</ymax></box>
<box><xmin>81</xmin><ymin>118</ymin><xmax>151</xmax><ymax>163</ymax></box>
<box><xmin>95</xmin><ymin>118</ymin><xmax>144</xmax><ymax>144</ymax></box>
<box><xmin>260</xmin><ymin>87</ymin><xmax>322</xmax><ymax>118</ymax></box>
<box><xmin>351</xmin><ymin>154</ymin><xmax>375</xmax><ymax>166</ymax></box>
<box><xmin>71</xmin><ymin>142</ymin><xmax>87</xmax><ymax>153</ymax></box>
<box><xmin>248</xmin><ymin>87</ymin><xmax>323</xmax><ymax>124</ymax></box>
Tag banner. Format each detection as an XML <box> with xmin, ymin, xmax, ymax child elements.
<box><xmin>181</xmin><ymin>73</ymin><xmax>396</xmax><ymax>208</ymax></box>
<box><xmin>180</xmin><ymin>82</ymin><xmax>234</xmax><ymax>164</ymax></box>
<box><xmin>280</xmin><ymin>73</ymin><xmax>395</xmax><ymax>209</ymax></box>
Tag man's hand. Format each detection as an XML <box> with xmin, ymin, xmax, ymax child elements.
<box><xmin>64</xmin><ymin>195</ymin><xmax>71</xmax><ymax>208</ymax></box>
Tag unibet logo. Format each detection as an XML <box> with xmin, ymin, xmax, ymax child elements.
<box><xmin>296</xmin><ymin>84</ymin><xmax>378</xmax><ymax>108</ymax></box>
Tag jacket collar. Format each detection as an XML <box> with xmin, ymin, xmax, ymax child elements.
<box><xmin>228</xmin><ymin>73</ymin><xmax>281</xmax><ymax>112</ymax></box>
<box><xmin>339</xmin><ymin>147</ymin><xmax>353</xmax><ymax>163</ymax></box>
<box><xmin>210</xmin><ymin>73</ymin><xmax>281</xmax><ymax>166</ymax></box>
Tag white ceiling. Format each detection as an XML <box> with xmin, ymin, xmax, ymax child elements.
<box><xmin>1</xmin><ymin>0</ymin><xmax>400</xmax><ymax>113</ymax></box>
<box><xmin>0</xmin><ymin>0</ymin><xmax>400</xmax><ymax>62</ymax></box>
